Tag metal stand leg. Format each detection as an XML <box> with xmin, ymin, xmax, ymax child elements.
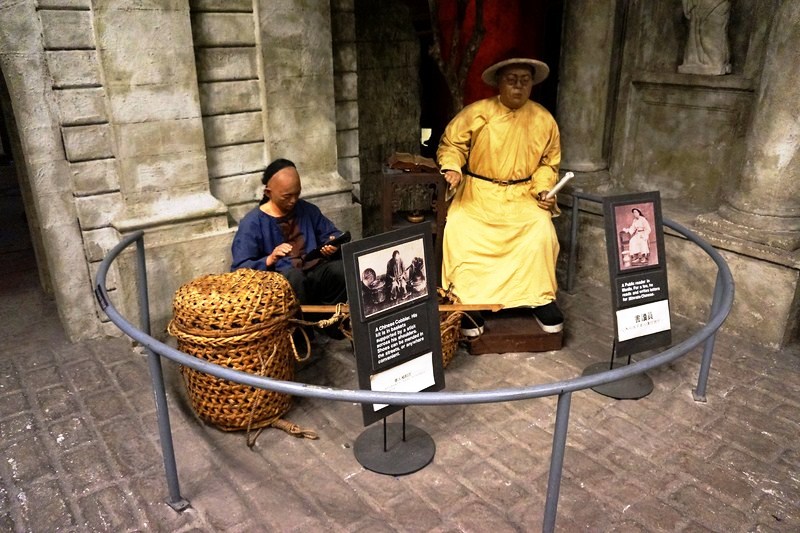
<box><xmin>566</xmin><ymin>196</ymin><xmax>581</xmax><ymax>293</ymax></box>
<box><xmin>543</xmin><ymin>392</ymin><xmax>572</xmax><ymax>533</ymax></box>
<box><xmin>136</xmin><ymin>237</ymin><xmax>189</xmax><ymax>511</ymax></box>
<box><xmin>694</xmin><ymin>271</ymin><xmax>723</xmax><ymax>402</ymax></box>
<box><xmin>145</xmin><ymin>349</ymin><xmax>190</xmax><ymax>511</ymax></box>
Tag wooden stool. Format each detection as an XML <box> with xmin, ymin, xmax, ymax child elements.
<box><xmin>468</xmin><ymin>308</ymin><xmax>563</xmax><ymax>355</ymax></box>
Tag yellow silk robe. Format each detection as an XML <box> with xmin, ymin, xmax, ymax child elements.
<box><xmin>437</xmin><ymin>96</ymin><xmax>561</xmax><ymax>308</ymax></box>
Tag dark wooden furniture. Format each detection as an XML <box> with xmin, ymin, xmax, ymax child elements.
<box><xmin>381</xmin><ymin>168</ymin><xmax>447</xmax><ymax>269</ymax></box>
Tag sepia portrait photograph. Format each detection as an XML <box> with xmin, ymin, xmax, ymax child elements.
<box><xmin>614</xmin><ymin>201</ymin><xmax>660</xmax><ymax>272</ymax></box>
<box><xmin>356</xmin><ymin>237</ymin><xmax>429</xmax><ymax>319</ymax></box>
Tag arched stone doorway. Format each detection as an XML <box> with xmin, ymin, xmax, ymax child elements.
<box><xmin>0</xmin><ymin>2</ymin><xmax>101</xmax><ymax>341</ymax></box>
<box><xmin>0</xmin><ymin>71</ymin><xmax>40</xmax><ymax>279</ymax></box>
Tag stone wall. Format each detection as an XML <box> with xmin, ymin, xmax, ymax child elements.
<box><xmin>331</xmin><ymin>0</ymin><xmax>361</xmax><ymax>199</ymax></box>
<box><xmin>191</xmin><ymin>0</ymin><xmax>266</xmax><ymax>222</ymax></box>
<box><xmin>0</xmin><ymin>0</ymin><xmax>360</xmax><ymax>340</ymax></box>
<box><xmin>354</xmin><ymin>0</ymin><xmax>421</xmax><ymax>236</ymax></box>
<box><xmin>608</xmin><ymin>0</ymin><xmax>774</xmax><ymax>209</ymax></box>
<box><xmin>557</xmin><ymin>0</ymin><xmax>799</xmax><ymax>348</ymax></box>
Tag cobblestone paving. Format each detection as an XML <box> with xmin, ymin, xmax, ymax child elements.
<box><xmin>1</xmin><ymin>268</ymin><xmax>798</xmax><ymax>532</ymax></box>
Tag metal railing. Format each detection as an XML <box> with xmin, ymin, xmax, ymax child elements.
<box><xmin>95</xmin><ymin>194</ymin><xmax>733</xmax><ymax>532</ymax></box>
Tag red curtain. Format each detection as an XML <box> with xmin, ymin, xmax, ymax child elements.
<box><xmin>436</xmin><ymin>0</ymin><xmax>548</xmax><ymax>105</ymax></box>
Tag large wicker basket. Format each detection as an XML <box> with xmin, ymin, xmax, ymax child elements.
<box><xmin>168</xmin><ymin>269</ymin><xmax>299</xmax><ymax>434</ymax></box>
<box><xmin>438</xmin><ymin>287</ymin><xmax>464</xmax><ymax>368</ymax></box>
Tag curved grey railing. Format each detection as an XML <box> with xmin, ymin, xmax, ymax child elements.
<box><xmin>95</xmin><ymin>194</ymin><xmax>733</xmax><ymax>532</ymax></box>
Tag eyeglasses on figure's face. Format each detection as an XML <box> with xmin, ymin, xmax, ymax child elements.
<box><xmin>501</xmin><ymin>74</ymin><xmax>533</xmax><ymax>87</ymax></box>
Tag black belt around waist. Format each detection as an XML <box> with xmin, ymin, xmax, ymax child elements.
<box><xmin>465</xmin><ymin>169</ymin><xmax>531</xmax><ymax>185</ymax></box>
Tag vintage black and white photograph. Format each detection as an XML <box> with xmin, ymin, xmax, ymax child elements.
<box><xmin>357</xmin><ymin>237</ymin><xmax>428</xmax><ymax>318</ymax></box>
<box><xmin>614</xmin><ymin>201</ymin><xmax>659</xmax><ymax>271</ymax></box>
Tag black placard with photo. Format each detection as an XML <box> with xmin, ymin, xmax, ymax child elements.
<box><xmin>603</xmin><ymin>192</ymin><xmax>672</xmax><ymax>357</ymax></box>
<box><xmin>341</xmin><ymin>223</ymin><xmax>444</xmax><ymax>426</ymax></box>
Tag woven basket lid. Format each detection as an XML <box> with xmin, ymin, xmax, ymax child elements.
<box><xmin>171</xmin><ymin>269</ymin><xmax>298</xmax><ymax>337</ymax></box>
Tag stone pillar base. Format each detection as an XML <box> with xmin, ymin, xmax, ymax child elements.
<box><xmin>696</xmin><ymin>211</ymin><xmax>800</xmax><ymax>255</ymax></box>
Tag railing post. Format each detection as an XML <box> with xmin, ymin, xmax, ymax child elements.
<box><xmin>693</xmin><ymin>270</ymin><xmax>723</xmax><ymax>402</ymax></box>
<box><xmin>135</xmin><ymin>236</ymin><xmax>190</xmax><ymax>511</ymax></box>
<box><xmin>542</xmin><ymin>391</ymin><xmax>572</xmax><ymax>533</ymax></box>
<box><xmin>567</xmin><ymin>195</ymin><xmax>581</xmax><ymax>293</ymax></box>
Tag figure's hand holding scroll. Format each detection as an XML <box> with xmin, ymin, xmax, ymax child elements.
<box><xmin>536</xmin><ymin>192</ymin><xmax>557</xmax><ymax>211</ymax></box>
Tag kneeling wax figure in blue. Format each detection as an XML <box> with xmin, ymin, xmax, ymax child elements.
<box><xmin>230</xmin><ymin>158</ymin><xmax>347</xmax><ymax>308</ymax></box>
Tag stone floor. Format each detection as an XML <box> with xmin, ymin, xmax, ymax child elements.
<box><xmin>1</xmin><ymin>265</ymin><xmax>799</xmax><ymax>532</ymax></box>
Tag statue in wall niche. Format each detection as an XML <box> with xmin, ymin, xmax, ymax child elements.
<box><xmin>678</xmin><ymin>0</ymin><xmax>732</xmax><ymax>75</ymax></box>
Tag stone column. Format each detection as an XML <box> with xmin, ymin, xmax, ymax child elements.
<box><xmin>255</xmin><ymin>0</ymin><xmax>360</xmax><ymax>233</ymax></box>
<box><xmin>555</xmin><ymin>0</ymin><xmax>618</xmax><ymax>172</ymax></box>
<box><xmin>716</xmin><ymin>0</ymin><xmax>800</xmax><ymax>250</ymax></box>
<box><xmin>256</xmin><ymin>0</ymin><xmax>348</xmax><ymax>194</ymax></box>
<box><xmin>92</xmin><ymin>0</ymin><xmax>229</xmax><ymax>233</ymax></box>
<box><xmin>92</xmin><ymin>0</ymin><xmax>234</xmax><ymax>334</ymax></box>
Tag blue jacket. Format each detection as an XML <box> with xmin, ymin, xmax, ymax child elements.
<box><xmin>230</xmin><ymin>200</ymin><xmax>340</xmax><ymax>274</ymax></box>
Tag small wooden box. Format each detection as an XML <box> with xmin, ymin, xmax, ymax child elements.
<box><xmin>468</xmin><ymin>308</ymin><xmax>563</xmax><ymax>355</ymax></box>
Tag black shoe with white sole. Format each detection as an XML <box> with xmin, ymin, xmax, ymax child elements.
<box><xmin>532</xmin><ymin>302</ymin><xmax>564</xmax><ymax>333</ymax></box>
<box><xmin>460</xmin><ymin>311</ymin><xmax>485</xmax><ymax>337</ymax></box>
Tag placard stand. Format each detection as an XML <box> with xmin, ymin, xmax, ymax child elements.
<box><xmin>582</xmin><ymin>340</ymin><xmax>653</xmax><ymax>400</ymax></box>
<box><xmin>353</xmin><ymin>409</ymin><xmax>435</xmax><ymax>476</ymax></box>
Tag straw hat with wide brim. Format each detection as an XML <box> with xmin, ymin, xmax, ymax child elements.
<box><xmin>481</xmin><ymin>57</ymin><xmax>550</xmax><ymax>87</ymax></box>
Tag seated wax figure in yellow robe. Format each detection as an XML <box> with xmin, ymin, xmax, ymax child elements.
<box><xmin>437</xmin><ymin>56</ymin><xmax>564</xmax><ymax>333</ymax></box>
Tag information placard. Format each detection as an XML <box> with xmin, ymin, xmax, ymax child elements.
<box><xmin>342</xmin><ymin>223</ymin><xmax>444</xmax><ymax>426</ymax></box>
<box><xmin>603</xmin><ymin>192</ymin><xmax>671</xmax><ymax>357</ymax></box>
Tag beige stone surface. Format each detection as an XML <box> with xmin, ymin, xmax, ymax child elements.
<box><xmin>337</xmin><ymin>156</ymin><xmax>360</xmax><ymax>183</ymax></box>
<box><xmin>37</xmin><ymin>0</ymin><xmax>90</xmax><ymax>8</ymax></box>
<box><xmin>70</xmin><ymin>159</ymin><xmax>119</xmax><ymax>195</ymax></box>
<box><xmin>112</xmin><ymin>118</ymin><xmax>205</xmax><ymax>159</ymax></box>
<box><xmin>117</xmin><ymin>152</ymin><xmax>210</xmax><ymax>195</ymax></box>
<box><xmin>336</xmin><ymin>129</ymin><xmax>359</xmax><ymax>158</ymax></box>
<box><xmin>62</xmin><ymin>124</ymin><xmax>114</xmax><ymax>162</ymax></box>
<box><xmin>557</xmin><ymin>0</ymin><xmax>616</xmax><ymax>172</ymax></box>
<box><xmin>108</xmin><ymin>87</ymin><xmax>200</xmax><ymax>122</ymax></box>
<box><xmin>46</xmin><ymin>50</ymin><xmax>101</xmax><ymax>88</ymax></box>
<box><xmin>190</xmin><ymin>0</ymin><xmax>252</xmax><ymax>11</ymax></box>
<box><xmin>39</xmin><ymin>10</ymin><xmax>94</xmax><ymax>50</ymax></box>
<box><xmin>334</xmin><ymin>71</ymin><xmax>358</xmax><ymax>101</ymax></box>
<box><xmin>206</xmin><ymin>143</ymin><xmax>264</xmax><ymax>178</ymax></box>
<box><xmin>0</xmin><ymin>0</ymin><xmax>363</xmax><ymax>343</ymax></box>
<box><xmin>100</xmin><ymin>46</ymin><xmax>198</xmax><ymax>88</ymax></box>
<box><xmin>191</xmin><ymin>13</ymin><xmax>256</xmax><ymax>47</ymax></box>
<box><xmin>92</xmin><ymin>0</ymin><xmax>187</xmax><ymax>9</ymax></box>
<box><xmin>228</xmin><ymin>204</ymin><xmax>252</xmax><ymax>222</ymax></box>
<box><xmin>209</xmin><ymin>172</ymin><xmax>262</xmax><ymax>205</ymax></box>
<box><xmin>202</xmin><ymin>112</ymin><xmax>264</xmax><ymax>147</ymax></box>
<box><xmin>195</xmin><ymin>47</ymin><xmax>258</xmax><ymax>82</ymax></box>
<box><xmin>82</xmin><ymin>227</ymin><xmax>124</xmax><ymax>263</ymax></box>
<box><xmin>199</xmin><ymin>80</ymin><xmax>261</xmax><ymax>115</ymax></box>
<box><xmin>54</xmin><ymin>88</ymin><xmax>107</xmax><ymax>126</ymax></box>
<box><xmin>74</xmin><ymin>191</ymin><xmax>125</xmax><ymax>230</ymax></box>
<box><xmin>310</xmin><ymin>194</ymin><xmax>363</xmax><ymax>239</ymax></box>
<box><xmin>335</xmin><ymin>101</ymin><xmax>358</xmax><ymax>130</ymax></box>
<box><xmin>114</xmin><ymin>193</ymin><xmax>228</xmax><ymax>234</ymax></box>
